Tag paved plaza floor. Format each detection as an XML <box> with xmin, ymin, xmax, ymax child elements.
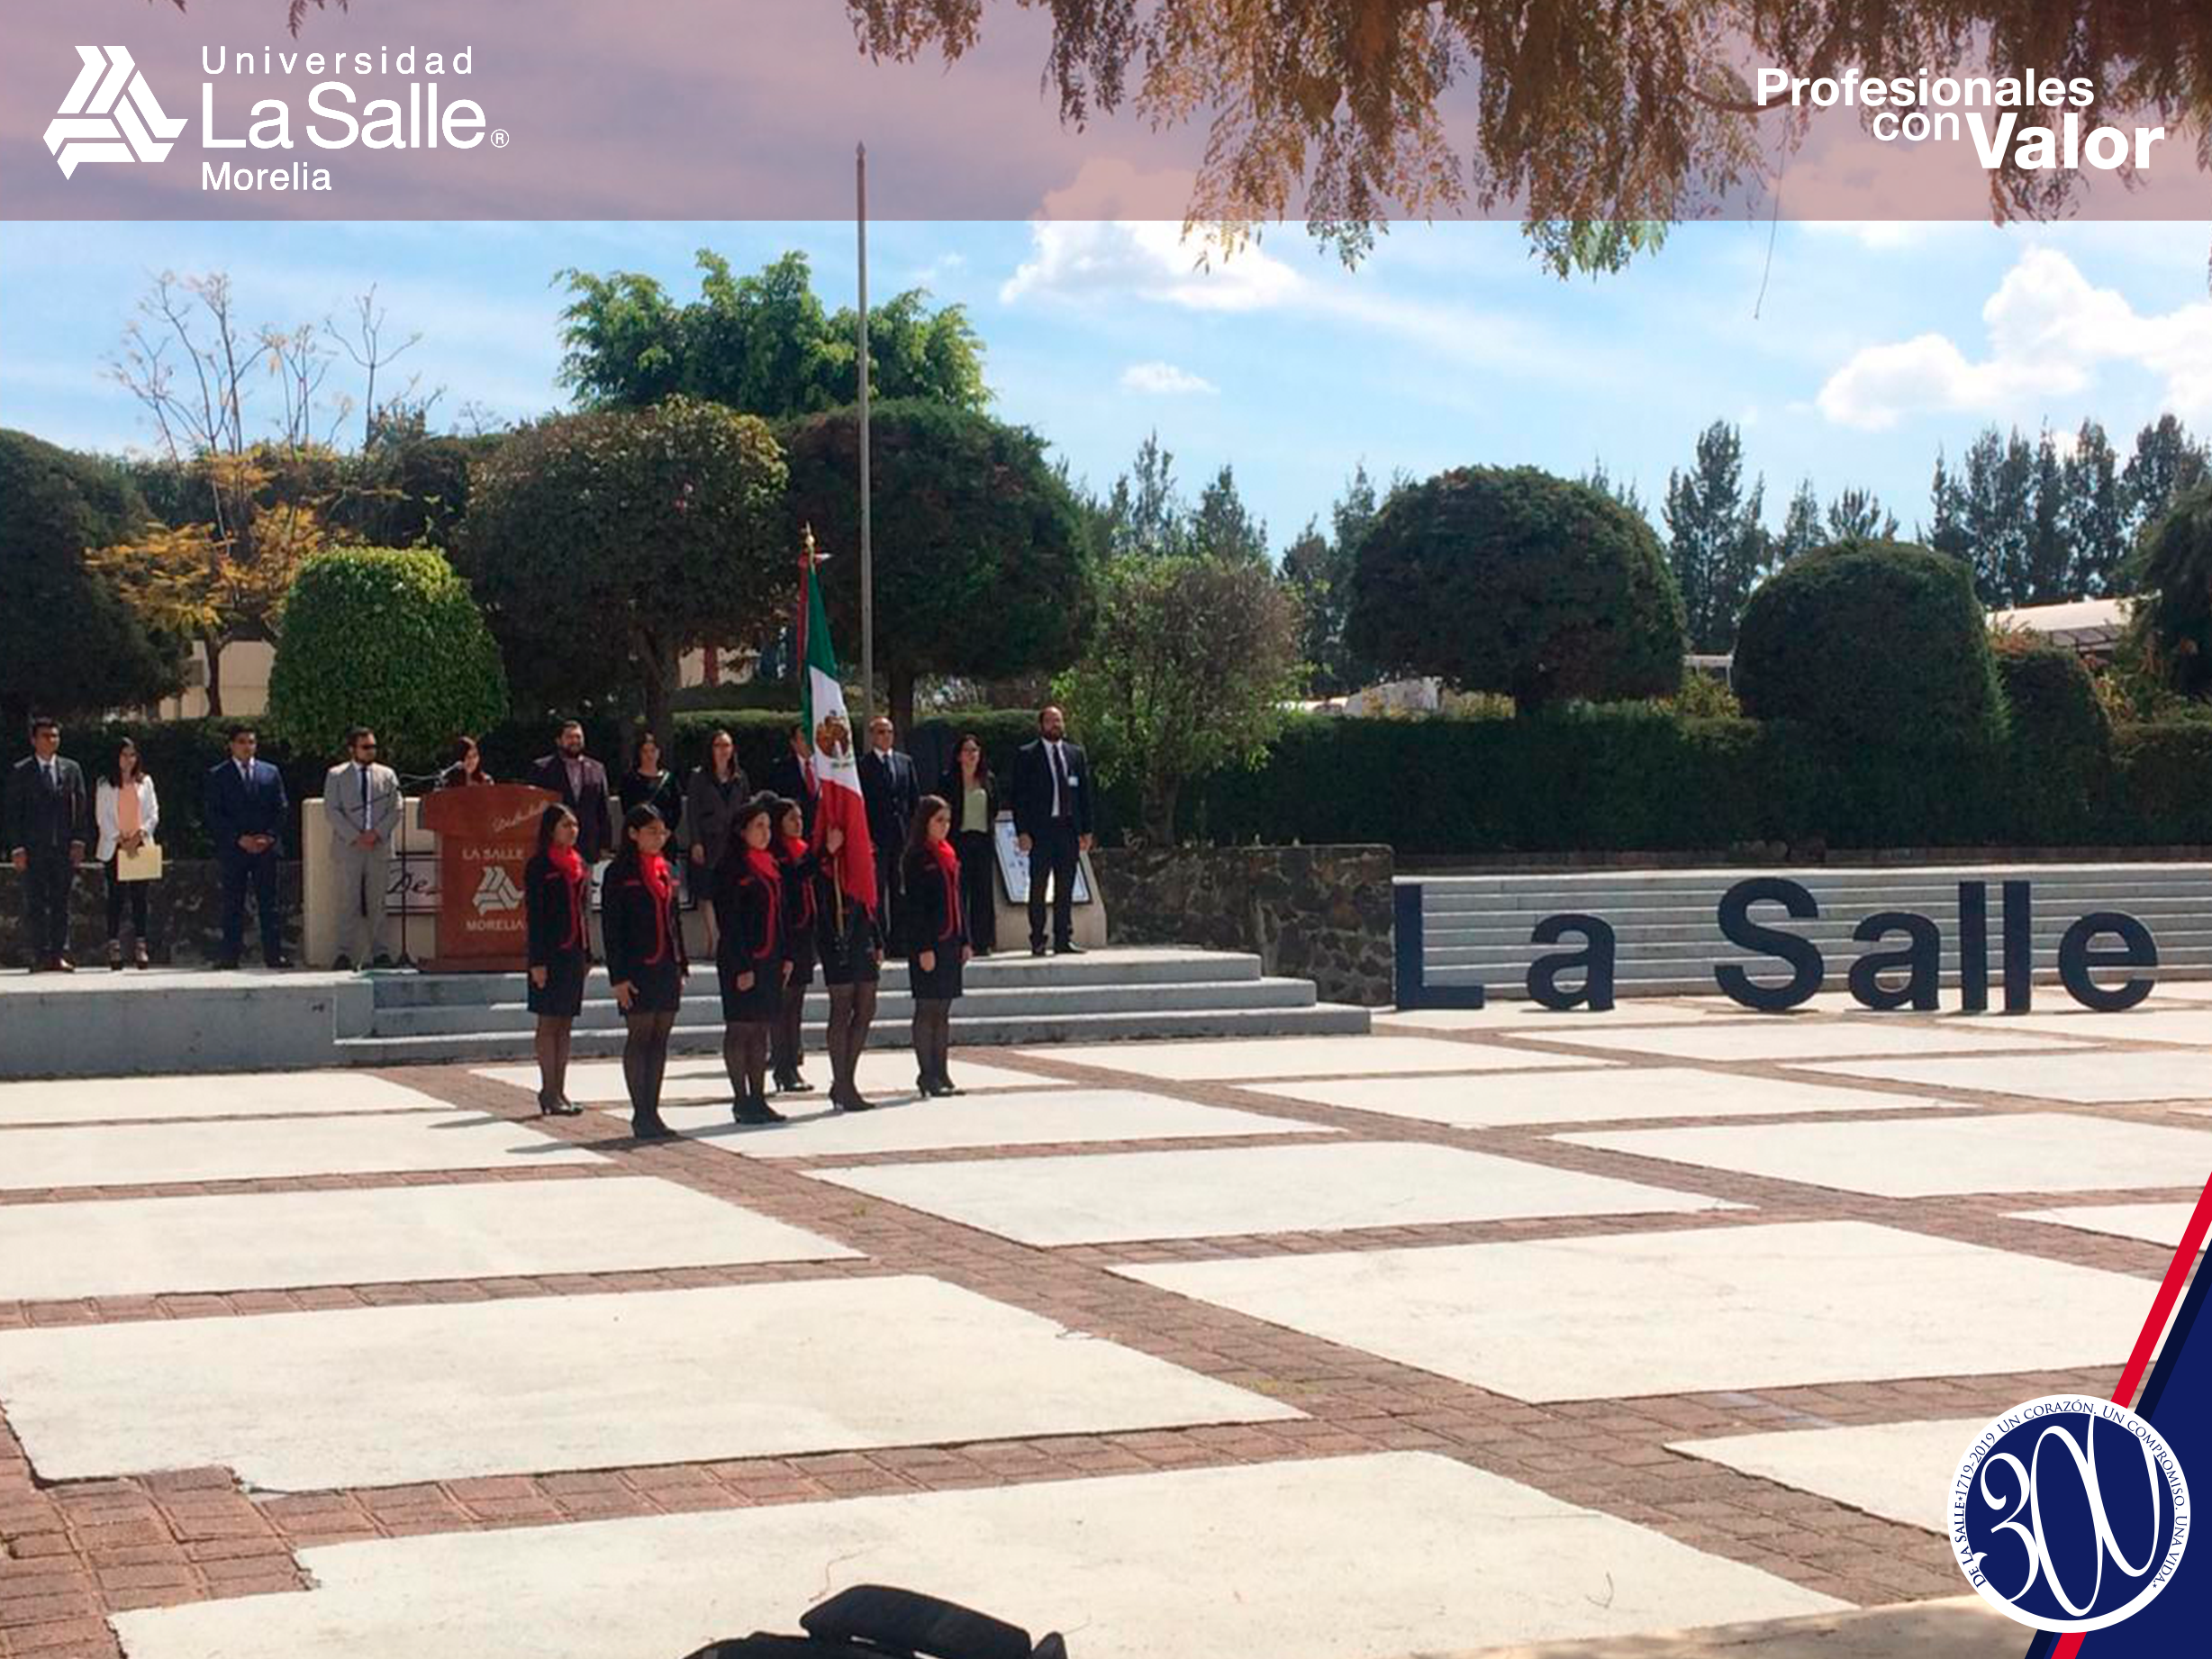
<box><xmin>2</xmin><ymin>986</ymin><xmax>2207</xmax><ymax>1658</ymax></box>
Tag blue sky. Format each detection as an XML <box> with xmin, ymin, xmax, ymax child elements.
<box><xmin>3</xmin><ymin>217</ymin><xmax>2207</xmax><ymax>549</ymax></box>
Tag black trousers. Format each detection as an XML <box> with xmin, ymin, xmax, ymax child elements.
<box><xmin>219</xmin><ymin>849</ymin><xmax>284</xmax><ymax>964</ymax></box>
<box><xmin>105</xmin><ymin>858</ymin><xmax>150</xmax><ymax>943</ymax></box>
<box><xmin>1027</xmin><ymin>821</ymin><xmax>1080</xmax><ymax>948</ymax></box>
<box><xmin>20</xmin><ymin>852</ymin><xmax>75</xmax><ymax>963</ymax></box>
<box><xmin>953</xmin><ymin>829</ymin><xmax>996</xmax><ymax>952</ymax></box>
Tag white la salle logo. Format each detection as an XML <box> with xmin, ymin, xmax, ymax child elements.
<box><xmin>472</xmin><ymin>866</ymin><xmax>523</xmax><ymax>917</ymax></box>
<box><xmin>45</xmin><ymin>46</ymin><xmax>187</xmax><ymax>177</ymax></box>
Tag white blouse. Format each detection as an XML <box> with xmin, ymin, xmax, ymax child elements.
<box><xmin>95</xmin><ymin>775</ymin><xmax>161</xmax><ymax>862</ymax></box>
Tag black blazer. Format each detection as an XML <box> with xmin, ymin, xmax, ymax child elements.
<box><xmin>617</xmin><ymin>768</ymin><xmax>684</xmax><ymax>839</ymax></box>
<box><xmin>6</xmin><ymin>755</ymin><xmax>91</xmax><ymax>856</ymax></box>
<box><xmin>902</xmin><ymin>845</ymin><xmax>968</xmax><ymax>953</ymax></box>
<box><xmin>600</xmin><ymin>853</ymin><xmax>687</xmax><ymax>985</ymax></box>
<box><xmin>938</xmin><ymin>768</ymin><xmax>998</xmax><ymax>836</ymax></box>
<box><xmin>763</xmin><ymin>752</ymin><xmax>818</xmax><ymax>834</ymax></box>
<box><xmin>858</xmin><ymin>748</ymin><xmax>920</xmax><ymax>848</ymax></box>
<box><xmin>523</xmin><ymin>852</ymin><xmax>589</xmax><ymax>968</ymax></box>
<box><xmin>529</xmin><ymin>753</ymin><xmax>612</xmax><ymax>864</ymax></box>
<box><xmin>712</xmin><ymin>848</ymin><xmax>785</xmax><ymax>972</ymax></box>
<box><xmin>1010</xmin><ymin>739</ymin><xmax>1093</xmax><ymax>839</ymax></box>
<box><xmin>204</xmin><ymin>757</ymin><xmax>289</xmax><ymax>858</ymax></box>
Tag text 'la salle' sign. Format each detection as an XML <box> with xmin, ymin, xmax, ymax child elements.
<box><xmin>1395</xmin><ymin>878</ymin><xmax>2159</xmax><ymax>1013</ymax></box>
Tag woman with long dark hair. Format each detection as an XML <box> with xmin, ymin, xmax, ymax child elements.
<box><xmin>902</xmin><ymin>794</ymin><xmax>970</xmax><ymax>1097</ymax></box>
<box><xmin>601</xmin><ymin>803</ymin><xmax>688</xmax><ymax>1140</ymax></box>
<box><xmin>684</xmin><ymin>727</ymin><xmax>747</xmax><ymax>951</ymax></box>
<box><xmin>523</xmin><ymin>803</ymin><xmax>588</xmax><ymax>1116</ymax></box>
<box><xmin>439</xmin><ymin>735</ymin><xmax>494</xmax><ymax>788</ymax></box>
<box><xmin>95</xmin><ymin>736</ymin><xmax>160</xmax><ymax>970</ymax></box>
<box><xmin>938</xmin><ymin>732</ymin><xmax>997</xmax><ymax>956</ymax></box>
<box><xmin>768</xmin><ymin>796</ymin><xmax>819</xmax><ymax>1094</ymax></box>
<box><xmin>618</xmin><ymin>732</ymin><xmax>684</xmax><ymax>840</ymax></box>
<box><xmin>713</xmin><ymin>793</ymin><xmax>788</xmax><ymax>1126</ymax></box>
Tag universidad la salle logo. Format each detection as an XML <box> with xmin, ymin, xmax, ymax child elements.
<box><xmin>45</xmin><ymin>46</ymin><xmax>187</xmax><ymax>177</ymax></box>
<box><xmin>1952</xmin><ymin>1393</ymin><xmax>2189</xmax><ymax>1633</ymax></box>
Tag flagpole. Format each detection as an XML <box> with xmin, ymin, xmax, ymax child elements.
<box><xmin>857</xmin><ymin>141</ymin><xmax>875</xmax><ymax>727</ymax></box>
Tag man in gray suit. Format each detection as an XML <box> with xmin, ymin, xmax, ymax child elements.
<box><xmin>322</xmin><ymin>726</ymin><xmax>403</xmax><ymax>969</ymax></box>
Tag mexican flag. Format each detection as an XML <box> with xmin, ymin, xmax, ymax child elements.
<box><xmin>799</xmin><ymin>538</ymin><xmax>877</xmax><ymax>916</ymax></box>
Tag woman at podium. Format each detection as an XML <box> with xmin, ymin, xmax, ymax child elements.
<box><xmin>601</xmin><ymin>804</ymin><xmax>688</xmax><ymax>1140</ymax></box>
<box><xmin>522</xmin><ymin>804</ymin><xmax>588</xmax><ymax>1117</ymax></box>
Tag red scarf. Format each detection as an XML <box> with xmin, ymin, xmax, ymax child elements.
<box><xmin>779</xmin><ymin>833</ymin><xmax>816</xmax><ymax>930</ymax></box>
<box><xmin>927</xmin><ymin>835</ymin><xmax>962</xmax><ymax>941</ymax></box>
<box><xmin>548</xmin><ymin>844</ymin><xmax>585</xmax><ymax>950</ymax></box>
<box><xmin>637</xmin><ymin>851</ymin><xmax>673</xmax><ymax>964</ymax></box>
<box><xmin>743</xmin><ymin>845</ymin><xmax>784</xmax><ymax>961</ymax></box>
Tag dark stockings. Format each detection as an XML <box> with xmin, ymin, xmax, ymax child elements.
<box><xmin>826</xmin><ymin>982</ymin><xmax>878</xmax><ymax>1103</ymax></box>
<box><xmin>722</xmin><ymin>1021</ymin><xmax>770</xmax><ymax>1102</ymax></box>
<box><xmin>772</xmin><ymin>982</ymin><xmax>807</xmax><ymax>1081</ymax></box>
<box><xmin>534</xmin><ymin>1015</ymin><xmax>574</xmax><ymax>1104</ymax></box>
<box><xmin>622</xmin><ymin>1009</ymin><xmax>676</xmax><ymax>1124</ymax></box>
<box><xmin>911</xmin><ymin>998</ymin><xmax>953</xmax><ymax>1085</ymax></box>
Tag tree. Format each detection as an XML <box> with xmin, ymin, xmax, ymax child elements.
<box><xmin>1098</xmin><ymin>432</ymin><xmax>1191</xmax><ymax>561</ymax></box>
<box><xmin>1733</xmin><ymin>540</ymin><xmax>2007</xmax><ymax>750</ymax></box>
<box><xmin>1925</xmin><ymin>453</ymin><xmax>1972</xmax><ymax>567</ymax></box>
<box><xmin>1663</xmin><ymin>422</ymin><xmax>1767</xmax><ymax>651</ymax></box>
<box><xmin>2023</xmin><ymin>430</ymin><xmax>2070</xmax><ymax>603</ymax></box>
<box><xmin>1960</xmin><ymin>426</ymin><xmax>2036</xmax><ymax>604</ymax></box>
<box><xmin>2062</xmin><ymin>421</ymin><xmax>2128</xmax><ymax>597</ymax></box>
<box><xmin>558</xmin><ymin>250</ymin><xmax>988</xmax><ymax>417</ymax></box>
<box><xmin>1191</xmin><ymin>464</ymin><xmax>1269</xmax><ymax>564</ymax></box>
<box><xmin>1056</xmin><ymin>553</ymin><xmax>1303</xmax><ymax>844</ymax></box>
<box><xmin>1281</xmin><ymin>463</ymin><xmax>1392</xmax><ymax>696</ymax></box>
<box><xmin>2123</xmin><ymin>415</ymin><xmax>2210</xmax><ymax>544</ymax></box>
<box><xmin>1346</xmin><ymin>466</ymin><xmax>1686</xmax><ymax>713</ymax></box>
<box><xmin>2126</xmin><ymin>483</ymin><xmax>2212</xmax><ymax>696</ymax></box>
<box><xmin>267</xmin><ymin>548</ymin><xmax>508</xmax><ymax>768</ymax></box>
<box><xmin>464</xmin><ymin>396</ymin><xmax>787</xmax><ymax>743</ymax></box>
<box><xmin>1778</xmin><ymin>479</ymin><xmax>1825</xmax><ymax>566</ymax></box>
<box><xmin>778</xmin><ymin>400</ymin><xmax>1094</xmax><ymax>734</ymax></box>
<box><xmin>1825</xmin><ymin>486</ymin><xmax>1899</xmax><ymax>546</ymax></box>
<box><xmin>0</xmin><ymin>431</ymin><xmax>182</xmax><ymax>736</ymax></box>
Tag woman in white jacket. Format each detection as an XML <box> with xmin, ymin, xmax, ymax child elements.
<box><xmin>95</xmin><ymin>738</ymin><xmax>160</xmax><ymax>969</ymax></box>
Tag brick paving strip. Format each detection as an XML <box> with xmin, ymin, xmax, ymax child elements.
<box><xmin>2</xmin><ymin>1006</ymin><xmax>2204</xmax><ymax>1657</ymax></box>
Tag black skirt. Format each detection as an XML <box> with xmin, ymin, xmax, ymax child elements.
<box><xmin>620</xmin><ymin>958</ymin><xmax>685</xmax><ymax>1015</ymax></box>
<box><xmin>785</xmin><ymin>931</ymin><xmax>817</xmax><ymax>989</ymax></box>
<box><xmin>527</xmin><ymin>952</ymin><xmax>587</xmax><ymax>1020</ymax></box>
<box><xmin>818</xmin><ymin>902</ymin><xmax>881</xmax><ymax>986</ymax></box>
<box><xmin>907</xmin><ymin>941</ymin><xmax>964</xmax><ymax>1001</ymax></box>
<box><xmin>718</xmin><ymin>954</ymin><xmax>783</xmax><ymax>1021</ymax></box>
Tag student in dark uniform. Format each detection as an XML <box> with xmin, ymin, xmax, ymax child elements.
<box><xmin>601</xmin><ymin>804</ymin><xmax>688</xmax><ymax>1140</ymax></box>
<box><xmin>902</xmin><ymin>793</ymin><xmax>971</xmax><ymax>1098</ymax></box>
<box><xmin>811</xmin><ymin>821</ymin><xmax>877</xmax><ymax>1111</ymax></box>
<box><xmin>768</xmin><ymin>796</ymin><xmax>820</xmax><ymax>1095</ymax></box>
<box><xmin>522</xmin><ymin>804</ymin><xmax>589</xmax><ymax>1117</ymax></box>
<box><xmin>713</xmin><ymin>794</ymin><xmax>790</xmax><ymax>1127</ymax></box>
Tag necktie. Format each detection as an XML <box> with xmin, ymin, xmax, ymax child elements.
<box><xmin>42</xmin><ymin>759</ymin><xmax>55</xmax><ymax>792</ymax></box>
<box><xmin>359</xmin><ymin>766</ymin><xmax>370</xmax><ymax>821</ymax></box>
<box><xmin>1049</xmin><ymin>743</ymin><xmax>1067</xmax><ymax>818</ymax></box>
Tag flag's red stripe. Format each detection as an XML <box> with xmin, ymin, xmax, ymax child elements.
<box><xmin>2054</xmin><ymin>1165</ymin><xmax>2212</xmax><ymax>1659</ymax></box>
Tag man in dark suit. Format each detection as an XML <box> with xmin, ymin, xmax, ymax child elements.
<box><xmin>527</xmin><ymin>721</ymin><xmax>612</xmax><ymax>864</ymax></box>
<box><xmin>1010</xmin><ymin>704</ymin><xmax>1094</xmax><ymax>956</ymax></box>
<box><xmin>857</xmin><ymin>715</ymin><xmax>919</xmax><ymax>929</ymax></box>
<box><xmin>204</xmin><ymin>723</ymin><xmax>291</xmax><ymax>969</ymax></box>
<box><xmin>7</xmin><ymin>716</ymin><xmax>92</xmax><ymax>972</ymax></box>
<box><xmin>763</xmin><ymin>721</ymin><xmax>820</xmax><ymax>836</ymax></box>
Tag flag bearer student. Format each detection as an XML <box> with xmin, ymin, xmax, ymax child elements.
<box><xmin>902</xmin><ymin>794</ymin><xmax>971</xmax><ymax>1097</ymax></box>
<box><xmin>767</xmin><ymin>796</ymin><xmax>820</xmax><ymax>1094</ymax></box>
<box><xmin>602</xmin><ymin>804</ymin><xmax>688</xmax><ymax>1140</ymax></box>
<box><xmin>522</xmin><ymin>804</ymin><xmax>589</xmax><ymax>1117</ymax></box>
<box><xmin>812</xmin><ymin>819</ymin><xmax>878</xmax><ymax>1112</ymax></box>
<box><xmin>714</xmin><ymin>794</ymin><xmax>792</xmax><ymax>1127</ymax></box>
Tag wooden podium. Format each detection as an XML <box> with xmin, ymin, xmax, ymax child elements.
<box><xmin>418</xmin><ymin>784</ymin><xmax>558</xmax><ymax>971</ymax></box>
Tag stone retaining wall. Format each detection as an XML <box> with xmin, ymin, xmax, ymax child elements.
<box><xmin>1089</xmin><ymin>845</ymin><xmax>1395</xmax><ymax>1006</ymax></box>
<box><xmin>0</xmin><ymin>861</ymin><xmax>304</xmax><ymax>967</ymax></box>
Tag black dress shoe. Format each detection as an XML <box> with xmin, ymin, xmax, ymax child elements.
<box><xmin>370</xmin><ymin>954</ymin><xmax>394</xmax><ymax>970</ymax></box>
<box><xmin>632</xmin><ymin>1115</ymin><xmax>680</xmax><ymax>1141</ymax></box>
<box><xmin>733</xmin><ymin>1095</ymin><xmax>787</xmax><ymax>1126</ymax></box>
<box><xmin>553</xmin><ymin>1097</ymin><xmax>584</xmax><ymax>1117</ymax></box>
<box><xmin>52</xmin><ymin>956</ymin><xmax>75</xmax><ymax>973</ymax></box>
<box><xmin>835</xmin><ymin>1090</ymin><xmax>877</xmax><ymax>1112</ymax></box>
<box><xmin>266</xmin><ymin>956</ymin><xmax>292</xmax><ymax>970</ymax></box>
<box><xmin>212</xmin><ymin>957</ymin><xmax>240</xmax><ymax>971</ymax></box>
<box><xmin>934</xmin><ymin>1074</ymin><xmax>964</xmax><ymax>1096</ymax></box>
<box><xmin>1054</xmin><ymin>942</ymin><xmax>1084</xmax><ymax>956</ymax></box>
<box><xmin>332</xmin><ymin>954</ymin><xmax>354</xmax><ymax>972</ymax></box>
<box><xmin>1029</xmin><ymin>943</ymin><xmax>1048</xmax><ymax>957</ymax></box>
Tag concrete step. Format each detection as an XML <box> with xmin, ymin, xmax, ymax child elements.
<box><xmin>339</xmin><ymin>999</ymin><xmax>1372</xmax><ymax>1066</ymax></box>
<box><xmin>368</xmin><ymin>977</ymin><xmax>1319</xmax><ymax>1038</ymax></box>
<box><xmin>366</xmin><ymin>947</ymin><xmax>1264</xmax><ymax>1008</ymax></box>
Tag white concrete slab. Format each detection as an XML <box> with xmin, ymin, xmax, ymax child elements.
<box><xmin>655</xmin><ymin>1088</ymin><xmax>1328</xmax><ymax>1160</ymax></box>
<box><xmin>108</xmin><ymin>1452</ymin><xmax>1845</xmax><ymax>1659</ymax></box>
<box><xmin>0</xmin><ymin>1071</ymin><xmax>445</xmax><ymax>1127</ymax></box>
<box><xmin>811</xmin><ymin>1142</ymin><xmax>1742</xmax><ymax>1247</ymax></box>
<box><xmin>1257</xmin><ymin>1066</ymin><xmax>1966</xmax><ymax>1129</ymax></box>
<box><xmin>0</xmin><ymin>1279</ymin><xmax>1295</xmax><ymax>1490</ymax></box>
<box><xmin>1796</xmin><ymin>1049</ymin><xmax>2212</xmax><ymax>1103</ymax></box>
<box><xmin>1525</xmin><ymin>1021</ymin><xmax>2088</xmax><ymax>1063</ymax></box>
<box><xmin>1668</xmin><ymin>1419</ymin><xmax>1985</xmax><ymax>1535</ymax></box>
<box><xmin>2144</xmin><ymin>979</ymin><xmax>2212</xmax><ymax>1003</ymax></box>
<box><xmin>476</xmin><ymin>1052</ymin><xmax>1059</xmax><ymax>1102</ymax></box>
<box><xmin>2010</xmin><ymin>1201</ymin><xmax>2203</xmax><ymax>1247</ymax></box>
<box><xmin>1021</xmin><ymin>1035</ymin><xmax>1610</xmax><ymax>1081</ymax></box>
<box><xmin>1118</xmin><ymin>1221</ymin><xmax>2151</xmax><ymax>1401</ymax></box>
<box><xmin>1377</xmin><ymin>1002</ymin><xmax>1717</xmax><ymax>1029</ymax></box>
<box><xmin>1958</xmin><ymin>1007</ymin><xmax>2212</xmax><ymax>1047</ymax></box>
<box><xmin>0</xmin><ymin>1178</ymin><xmax>857</xmax><ymax>1301</ymax></box>
<box><xmin>0</xmin><ymin>1112</ymin><xmax>601</xmax><ymax>1192</ymax></box>
<box><xmin>1559</xmin><ymin>1114</ymin><xmax>2212</xmax><ymax>1198</ymax></box>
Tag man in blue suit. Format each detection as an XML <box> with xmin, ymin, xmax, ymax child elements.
<box><xmin>204</xmin><ymin>724</ymin><xmax>290</xmax><ymax>969</ymax></box>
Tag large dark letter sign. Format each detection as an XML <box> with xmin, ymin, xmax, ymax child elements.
<box><xmin>2058</xmin><ymin>911</ymin><xmax>2158</xmax><ymax>1012</ymax></box>
<box><xmin>1715</xmin><ymin>877</ymin><xmax>1824</xmax><ymax>1011</ymax></box>
<box><xmin>1847</xmin><ymin>911</ymin><xmax>1941</xmax><ymax>1011</ymax></box>
<box><xmin>1528</xmin><ymin>913</ymin><xmax>1616</xmax><ymax>1011</ymax></box>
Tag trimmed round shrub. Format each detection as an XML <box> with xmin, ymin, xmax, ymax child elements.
<box><xmin>1732</xmin><ymin>541</ymin><xmax>2006</xmax><ymax>748</ymax></box>
<box><xmin>1993</xmin><ymin>633</ymin><xmax>2114</xmax><ymax>842</ymax></box>
<box><xmin>267</xmin><ymin>546</ymin><xmax>509</xmax><ymax>771</ymax></box>
<box><xmin>1344</xmin><ymin>465</ymin><xmax>1685</xmax><ymax>712</ymax></box>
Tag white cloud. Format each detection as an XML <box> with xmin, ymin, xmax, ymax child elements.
<box><xmin>1001</xmin><ymin>217</ymin><xmax>1305</xmax><ymax>312</ymax></box>
<box><xmin>1816</xmin><ymin>246</ymin><xmax>2212</xmax><ymax>430</ymax></box>
<box><xmin>1120</xmin><ymin>361</ymin><xmax>1218</xmax><ymax>395</ymax></box>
